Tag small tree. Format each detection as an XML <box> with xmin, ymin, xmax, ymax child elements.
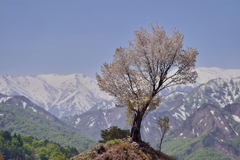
<box><xmin>99</xmin><ymin>126</ymin><xmax>130</xmax><ymax>143</ymax></box>
<box><xmin>157</xmin><ymin>116</ymin><xmax>170</xmax><ymax>152</ymax></box>
<box><xmin>96</xmin><ymin>23</ymin><xmax>198</xmax><ymax>142</ymax></box>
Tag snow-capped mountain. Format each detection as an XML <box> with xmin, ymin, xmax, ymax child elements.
<box><xmin>62</xmin><ymin>107</ymin><xmax>128</xmax><ymax>140</ymax></box>
<box><xmin>62</xmin><ymin>74</ymin><xmax>240</xmax><ymax>145</ymax></box>
<box><xmin>164</xmin><ymin>67</ymin><xmax>240</xmax><ymax>94</ymax></box>
<box><xmin>172</xmin><ymin>103</ymin><xmax>240</xmax><ymax>159</ymax></box>
<box><xmin>0</xmin><ymin>74</ymin><xmax>114</xmax><ymax>117</ymax></box>
<box><xmin>173</xmin><ymin>103</ymin><xmax>240</xmax><ymax>139</ymax></box>
<box><xmin>1</xmin><ymin>67</ymin><xmax>240</xmax><ymax>118</ymax></box>
<box><xmin>154</xmin><ymin>77</ymin><xmax>240</xmax><ymax>130</ymax></box>
<box><xmin>1</xmin><ymin>67</ymin><xmax>240</xmax><ymax>159</ymax></box>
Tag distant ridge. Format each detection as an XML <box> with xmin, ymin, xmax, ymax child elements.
<box><xmin>0</xmin><ymin>73</ymin><xmax>114</xmax><ymax>117</ymax></box>
<box><xmin>0</xmin><ymin>93</ymin><xmax>64</xmax><ymax>125</ymax></box>
<box><xmin>1</xmin><ymin>67</ymin><xmax>240</xmax><ymax>117</ymax></box>
<box><xmin>168</xmin><ymin>103</ymin><xmax>240</xmax><ymax>159</ymax></box>
<box><xmin>0</xmin><ymin>93</ymin><xmax>97</xmax><ymax>152</ymax></box>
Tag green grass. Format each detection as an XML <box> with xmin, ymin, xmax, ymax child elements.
<box><xmin>106</xmin><ymin>139</ymin><xmax>121</xmax><ymax>145</ymax></box>
<box><xmin>160</xmin><ymin>134</ymin><xmax>235</xmax><ymax>160</ymax></box>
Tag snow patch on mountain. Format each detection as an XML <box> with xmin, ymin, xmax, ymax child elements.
<box><xmin>196</xmin><ymin>67</ymin><xmax>240</xmax><ymax>84</ymax></box>
<box><xmin>1</xmin><ymin>67</ymin><xmax>240</xmax><ymax>118</ymax></box>
<box><xmin>232</xmin><ymin>115</ymin><xmax>240</xmax><ymax>123</ymax></box>
<box><xmin>0</xmin><ymin>96</ymin><xmax>12</xmax><ymax>103</ymax></box>
<box><xmin>211</xmin><ymin>111</ymin><xmax>215</xmax><ymax>115</ymax></box>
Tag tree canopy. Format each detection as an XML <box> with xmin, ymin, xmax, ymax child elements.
<box><xmin>99</xmin><ymin>126</ymin><xmax>130</xmax><ymax>143</ymax></box>
<box><xmin>0</xmin><ymin>130</ymin><xmax>78</xmax><ymax>160</ymax></box>
<box><xmin>96</xmin><ymin>23</ymin><xmax>198</xmax><ymax>142</ymax></box>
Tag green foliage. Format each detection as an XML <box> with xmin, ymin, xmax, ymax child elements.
<box><xmin>106</xmin><ymin>139</ymin><xmax>121</xmax><ymax>146</ymax></box>
<box><xmin>226</xmin><ymin>135</ymin><xmax>240</xmax><ymax>155</ymax></box>
<box><xmin>184</xmin><ymin>148</ymin><xmax>232</xmax><ymax>160</ymax></box>
<box><xmin>160</xmin><ymin>134</ymin><xmax>235</xmax><ymax>160</ymax></box>
<box><xmin>99</xmin><ymin>126</ymin><xmax>130</xmax><ymax>143</ymax></box>
<box><xmin>0</xmin><ymin>130</ymin><xmax>78</xmax><ymax>160</ymax></box>
<box><xmin>0</xmin><ymin>104</ymin><xmax>96</xmax><ymax>152</ymax></box>
<box><xmin>157</xmin><ymin>116</ymin><xmax>170</xmax><ymax>151</ymax></box>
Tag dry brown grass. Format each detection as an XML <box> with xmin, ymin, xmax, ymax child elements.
<box><xmin>70</xmin><ymin>139</ymin><xmax>175</xmax><ymax>160</ymax></box>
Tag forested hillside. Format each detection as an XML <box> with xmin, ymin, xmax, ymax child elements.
<box><xmin>161</xmin><ymin>136</ymin><xmax>235</xmax><ymax>160</ymax></box>
<box><xmin>0</xmin><ymin>104</ymin><xmax>96</xmax><ymax>152</ymax></box>
<box><xmin>0</xmin><ymin>130</ymin><xmax>78</xmax><ymax>160</ymax></box>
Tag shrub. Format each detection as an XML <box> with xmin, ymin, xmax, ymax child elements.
<box><xmin>106</xmin><ymin>139</ymin><xmax>121</xmax><ymax>146</ymax></box>
<box><xmin>99</xmin><ymin>126</ymin><xmax>130</xmax><ymax>143</ymax></box>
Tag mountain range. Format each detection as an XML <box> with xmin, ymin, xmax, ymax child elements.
<box><xmin>61</xmin><ymin>68</ymin><xmax>240</xmax><ymax>159</ymax></box>
<box><xmin>167</xmin><ymin>103</ymin><xmax>240</xmax><ymax>159</ymax></box>
<box><xmin>1</xmin><ymin>67</ymin><xmax>240</xmax><ymax>118</ymax></box>
<box><xmin>61</xmin><ymin>76</ymin><xmax>240</xmax><ymax>141</ymax></box>
<box><xmin>1</xmin><ymin>67</ymin><xmax>240</xmax><ymax>159</ymax></box>
<box><xmin>0</xmin><ymin>73</ymin><xmax>113</xmax><ymax>117</ymax></box>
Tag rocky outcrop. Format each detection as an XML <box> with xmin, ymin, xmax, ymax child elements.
<box><xmin>70</xmin><ymin>138</ymin><xmax>175</xmax><ymax>160</ymax></box>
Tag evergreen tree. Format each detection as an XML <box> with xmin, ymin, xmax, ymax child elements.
<box><xmin>99</xmin><ymin>126</ymin><xmax>130</xmax><ymax>143</ymax></box>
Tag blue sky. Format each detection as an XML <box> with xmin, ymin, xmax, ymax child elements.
<box><xmin>1</xmin><ymin>1</ymin><xmax>240</xmax><ymax>78</ymax></box>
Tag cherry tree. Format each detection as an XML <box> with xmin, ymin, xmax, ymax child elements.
<box><xmin>96</xmin><ymin>23</ymin><xmax>198</xmax><ymax>142</ymax></box>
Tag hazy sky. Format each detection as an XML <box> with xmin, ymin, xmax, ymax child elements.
<box><xmin>1</xmin><ymin>1</ymin><xmax>240</xmax><ymax>78</ymax></box>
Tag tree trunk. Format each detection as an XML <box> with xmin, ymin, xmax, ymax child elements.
<box><xmin>159</xmin><ymin>137</ymin><xmax>163</xmax><ymax>152</ymax></box>
<box><xmin>130</xmin><ymin>111</ymin><xmax>143</xmax><ymax>143</ymax></box>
